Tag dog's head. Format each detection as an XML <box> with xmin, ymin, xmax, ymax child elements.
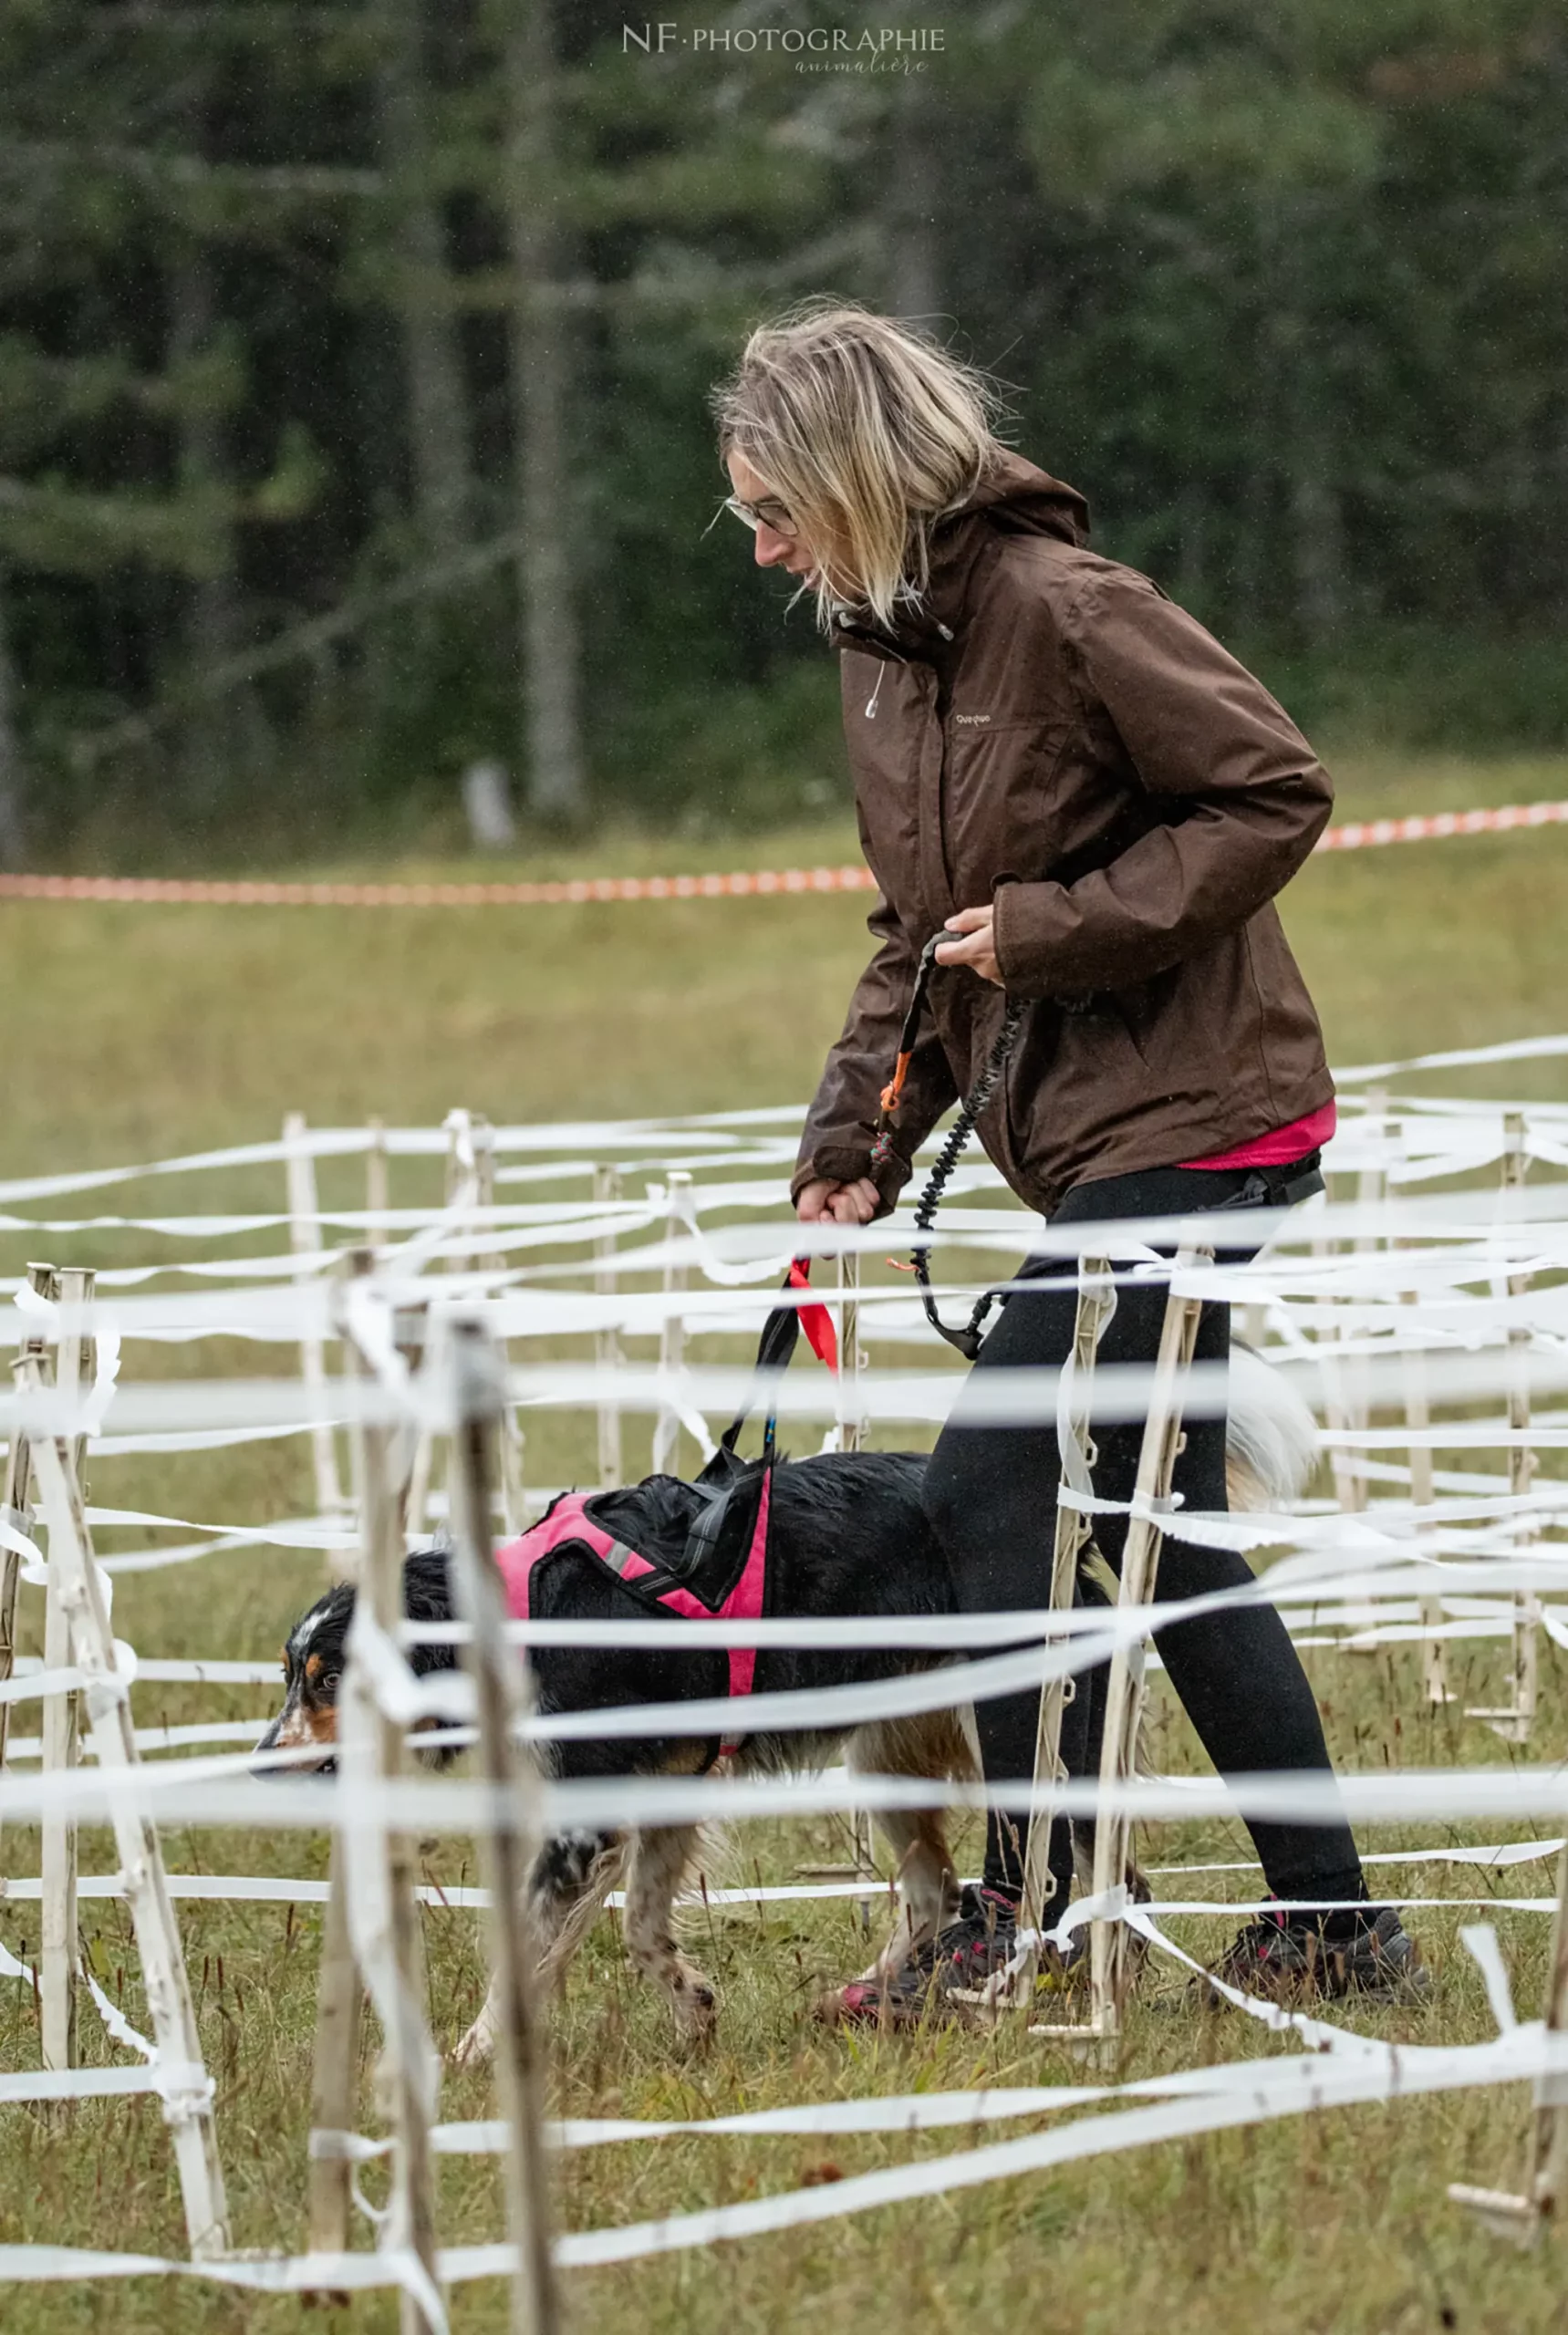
<box><xmin>253</xmin><ymin>1580</ymin><xmax>355</xmax><ymax>1774</ymax></box>
<box><xmin>253</xmin><ymin>1549</ymin><xmax>458</xmax><ymax>1776</ymax></box>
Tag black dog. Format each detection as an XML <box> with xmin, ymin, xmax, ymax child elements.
<box><xmin>257</xmin><ymin>1452</ymin><xmax>978</xmax><ymax>2052</ymax></box>
<box><xmin>257</xmin><ymin>1357</ymin><xmax>1309</xmax><ymax>2052</ymax></box>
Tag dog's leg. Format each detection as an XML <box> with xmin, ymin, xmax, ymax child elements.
<box><xmin>849</xmin><ymin>1715</ymin><xmax>968</xmax><ymax>1977</ymax></box>
<box><xmin>452</xmin><ymin>1828</ymin><xmax>623</xmax><ymax>2069</ymax></box>
<box><xmin>862</xmin><ymin>1808</ymin><xmax>958</xmax><ymax>1978</ymax></box>
<box><xmin>620</xmin><ymin>1824</ymin><xmax>717</xmax><ymax>2044</ymax></box>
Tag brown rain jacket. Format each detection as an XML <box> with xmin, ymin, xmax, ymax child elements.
<box><xmin>793</xmin><ymin>450</ymin><xmax>1335</xmax><ymax>1219</ymax></box>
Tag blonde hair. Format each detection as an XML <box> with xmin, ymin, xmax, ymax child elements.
<box><xmin>711</xmin><ymin>299</ymin><xmax>1010</xmax><ymax>632</ymax></box>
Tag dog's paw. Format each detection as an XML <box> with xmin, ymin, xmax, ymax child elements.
<box><xmin>670</xmin><ymin>1977</ymin><xmax>718</xmax><ymax>2047</ymax></box>
<box><xmin>451</xmin><ymin>2011</ymin><xmax>497</xmax><ymax>2070</ymax></box>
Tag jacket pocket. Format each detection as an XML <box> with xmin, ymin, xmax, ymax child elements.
<box><xmin>998</xmin><ymin>1003</ymin><xmax>1064</xmax><ymax>1181</ymax></box>
<box><xmin>1103</xmin><ymin>969</ymin><xmax>1182</xmax><ymax>1074</ymax></box>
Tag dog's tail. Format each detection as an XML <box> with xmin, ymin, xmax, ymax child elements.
<box><xmin>1225</xmin><ymin>1342</ymin><xmax>1319</xmax><ymax>1512</ymax></box>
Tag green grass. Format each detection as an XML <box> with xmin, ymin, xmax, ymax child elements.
<box><xmin>2</xmin><ymin>748</ymin><xmax>1567</xmax><ymax>2330</ymax></box>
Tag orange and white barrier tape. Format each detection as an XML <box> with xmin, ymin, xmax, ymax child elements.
<box><xmin>0</xmin><ymin>798</ymin><xmax>1563</xmax><ymax>909</ymax></box>
<box><xmin>1314</xmin><ymin>799</ymin><xmax>1568</xmax><ymax>851</ymax></box>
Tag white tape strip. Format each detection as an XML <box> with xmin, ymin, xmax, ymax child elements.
<box><xmin>23</xmin><ymin>1753</ymin><xmax>1568</xmax><ymax>1837</ymax></box>
<box><xmin>5</xmin><ymin>2025</ymin><xmax>1567</xmax><ymax>2289</ymax></box>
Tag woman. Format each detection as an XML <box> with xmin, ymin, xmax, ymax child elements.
<box><xmin>713</xmin><ymin>300</ymin><xmax>1427</xmax><ymax>2016</ymax></box>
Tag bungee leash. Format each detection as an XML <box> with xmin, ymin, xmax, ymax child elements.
<box><xmin>871</xmin><ymin>929</ymin><xmax>1025</xmax><ymax>1365</ymax></box>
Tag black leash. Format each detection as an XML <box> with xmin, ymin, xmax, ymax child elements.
<box><xmin>867</xmin><ymin>938</ymin><xmax>1328</xmax><ymax>1368</ymax></box>
<box><xmin>871</xmin><ymin>931</ymin><xmax>1025</xmax><ymax>1365</ymax></box>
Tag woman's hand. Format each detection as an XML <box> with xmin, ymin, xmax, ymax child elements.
<box><xmin>795</xmin><ymin>1177</ymin><xmax>880</xmax><ymax>1227</ymax></box>
<box><xmin>935</xmin><ymin>904</ymin><xmax>1002</xmax><ymax>985</ymax></box>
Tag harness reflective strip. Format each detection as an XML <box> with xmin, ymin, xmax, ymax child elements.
<box><xmin>493</xmin><ymin>1483</ymin><xmax>772</xmax><ymax>1752</ymax></box>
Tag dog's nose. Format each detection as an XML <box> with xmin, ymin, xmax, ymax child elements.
<box><xmin>252</xmin><ymin>1721</ymin><xmax>337</xmax><ymax>1780</ymax></box>
<box><xmin>251</xmin><ymin>1715</ymin><xmax>286</xmax><ymax>1779</ymax></box>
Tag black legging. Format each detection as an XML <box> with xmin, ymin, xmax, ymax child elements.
<box><xmin>923</xmin><ymin>1162</ymin><xmax>1368</xmax><ymax>1925</ymax></box>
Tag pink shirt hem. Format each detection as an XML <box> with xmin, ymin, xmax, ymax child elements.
<box><xmin>1179</xmin><ymin>1099</ymin><xmax>1337</xmax><ymax>1172</ymax></box>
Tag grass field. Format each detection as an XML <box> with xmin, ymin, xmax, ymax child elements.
<box><xmin>2</xmin><ymin>747</ymin><xmax>1568</xmax><ymax>2331</ymax></box>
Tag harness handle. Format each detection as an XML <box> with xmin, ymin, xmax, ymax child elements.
<box><xmin>715</xmin><ymin>1258</ymin><xmax>839</xmax><ymax>1467</ymax></box>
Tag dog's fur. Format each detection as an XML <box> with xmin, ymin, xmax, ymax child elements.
<box><xmin>256</xmin><ymin>1348</ymin><xmax>1315</xmax><ymax>2059</ymax></box>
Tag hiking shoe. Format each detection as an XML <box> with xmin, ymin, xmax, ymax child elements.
<box><xmin>822</xmin><ymin>1886</ymin><xmax>1082</xmax><ymax>2029</ymax></box>
<box><xmin>1199</xmin><ymin>1905</ymin><xmax>1430</xmax><ymax>2006</ymax></box>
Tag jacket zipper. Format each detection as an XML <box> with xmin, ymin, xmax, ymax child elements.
<box><xmin>864</xmin><ymin>617</ymin><xmax>952</xmax><ymax>716</ymax></box>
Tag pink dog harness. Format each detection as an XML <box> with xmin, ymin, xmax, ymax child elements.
<box><xmin>494</xmin><ymin>1481</ymin><xmax>774</xmax><ymax>1756</ymax></box>
<box><xmin>491</xmin><ymin>1260</ymin><xmax>835</xmax><ymax>1762</ymax></box>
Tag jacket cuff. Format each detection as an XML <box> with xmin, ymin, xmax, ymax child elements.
<box><xmin>991</xmin><ymin>879</ymin><xmax>1064</xmax><ymax>997</ymax></box>
<box><xmin>791</xmin><ymin>1145</ymin><xmax>908</xmax><ymax>1220</ymax></box>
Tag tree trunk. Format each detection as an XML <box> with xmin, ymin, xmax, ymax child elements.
<box><xmin>1288</xmin><ymin>451</ymin><xmax>1345</xmax><ymax>639</ymax></box>
<box><xmin>1276</xmin><ymin>201</ymin><xmax>1345</xmax><ymax>642</ymax></box>
<box><xmin>169</xmin><ymin>239</ymin><xmax>253</xmax><ymax>811</ymax></box>
<box><xmin>503</xmin><ymin>0</ymin><xmax>587</xmax><ymax>825</ymax></box>
<box><xmin>0</xmin><ymin>566</ymin><xmax>26</xmax><ymax>865</ymax></box>
<box><xmin>379</xmin><ymin>0</ymin><xmax>472</xmax><ymax>555</ymax></box>
<box><xmin>883</xmin><ymin>84</ymin><xmax>941</xmax><ymax>325</ymax></box>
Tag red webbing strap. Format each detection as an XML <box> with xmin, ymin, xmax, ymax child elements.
<box><xmin>787</xmin><ymin>1258</ymin><xmax>838</xmax><ymax>1375</ymax></box>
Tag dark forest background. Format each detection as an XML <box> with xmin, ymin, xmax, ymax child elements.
<box><xmin>1</xmin><ymin>0</ymin><xmax>1564</xmax><ymax>866</ymax></box>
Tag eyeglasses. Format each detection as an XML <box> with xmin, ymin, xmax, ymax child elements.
<box><xmin>723</xmin><ymin>493</ymin><xmax>800</xmax><ymax>540</ymax></box>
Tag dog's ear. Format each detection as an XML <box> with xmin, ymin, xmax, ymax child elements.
<box><xmin>401</xmin><ymin>1547</ymin><xmax>457</xmax><ymax>1675</ymax></box>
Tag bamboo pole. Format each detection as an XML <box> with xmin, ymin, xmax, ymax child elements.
<box><xmin>23</xmin><ymin>1359</ymin><xmax>230</xmax><ymax>2257</ymax></box>
<box><xmin>1403</xmin><ymin>1282</ymin><xmax>1449</xmax><ymax>1706</ymax></box>
<box><xmin>284</xmin><ymin>1112</ymin><xmax>346</xmax><ymax>1519</ymax></box>
<box><xmin>1320</xmin><ymin>1095</ymin><xmax>1386</xmax><ymax>1517</ymax></box>
<box><xmin>339</xmin><ymin>1275</ymin><xmax>442</xmax><ymax>2333</ymax></box>
<box><xmin>446</xmin><ymin>1319</ymin><xmax>560</xmax><ymax>2333</ymax></box>
<box><xmin>1033</xmin><ymin>1249</ymin><xmax>1210</xmax><ymax>2049</ymax></box>
<box><xmin>836</xmin><ymin>1248</ymin><xmax>876</xmax><ymax>1878</ymax></box>
<box><xmin>1468</xmin><ymin>1111</ymin><xmax>1538</xmax><ymax>1742</ymax></box>
<box><xmin>836</xmin><ymin>1249</ymin><xmax>866</xmax><ymax>1454</ymax></box>
<box><xmin>1450</xmin><ymin>1841</ymin><xmax>1568</xmax><ymax>2242</ymax></box>
<box><xmin>367</xmin><ymin>1118</ymin><xmax>390</xmax><ymax>1251</ymax></box>
<box><xmin>650</xmin><ymin>1170</ymin><xmax>691</xmax><ymax>1476</ymax></box>
<box><xmin>0</xmin><ymin>1262</ymin><xmax>60</xmax><ymax>1895</ymax></box>
<box><xmin>594</xmin><ymin>1166</ymin><xmax>624</xmax><ymax>1489</ymax></box>
<box><xmin>472</xmin><ymin>1116</ymin><xmax>525</xmax><ymax>1536</ymax></box>
<box><xmin>40</xmin><ymin>1264</ymin><xmax>96</xmax><ymax>2074</ymax></box>
<box><xmin>306</xmin><ymin>1830</ymin><xmax>364</xmax><ymax>2259</ymax></box>
<box><xmin>1011</xmin><ymin>1256</ymin><xmax>1116</xmax><ymax>2008</ymax></box>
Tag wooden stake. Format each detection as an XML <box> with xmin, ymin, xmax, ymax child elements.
<box><xmin>650</xmin><ymin>1171</ymin><xmax>691</xmax><ymax>1476</ymax></box>
<box><xmin>822</xmin><ymin>1250</ymin><xmax>877</xmax><ymax>1878</ymax></box>
<box><xmin>446</xmin><ymin>1320</ymin><xmax>561</xmax><ymax>2334</ymax></box>
<box><xmin>1318</xmin><ymin>1095</ymin><xmax>1386</xmax><ymax>1519</ymax></box>
<box><xmin>284</xmin><ymin>1113</ymin><xmax>346</xmax><ymax>1519</ymax></box>
<box><xmin>1450</xmin><ymin>1840</ymin><xmax>1568</xmax><ymax>2242</ymax></box>
<box><xmin>1468</xmin><ymin>1112</ymin><xmax>1538</xmax><ymax>1742</ymax></box>
<box><xmin>367</xmin><ymin>1119</ymin><xmax>390</xmax><ymax>1252</ymax></box>
<box><xmin>389</xmin><ymin>1299</ymin><xmax>431</xmax><ymax>1548</ymax></box>
<box><xmin>1346</xmin><ymin>1087</ymin><xmax>1388</xmax><ymax>1445</ymax></box>
<box><xmin>836</xmin><ymin>1249</ymin><xmax>867</xmax><ymax>1455</ymax></box>
<box><xmin>472</xmin><ymin>1116</ymin><xmax>525</xmax><ymax>1537</ymax></box>
<box><xmin>40</xmin><ymin>1264</ymin><xmax>96</xmax><ymax>2075</ymax></box>
<box><xmin>23</xmin><ymin>1359</ymin><xmax>230</xmax><ymax>2257</ymax></box>
<box><xmin>594</xmin><ymin>1166</ymin><xmax>624</xmax><ymax>1489</ymax></box>
<box><xmin>1012</xmin><ymin>1257</ymin><xmax>1116</xmax><ymax>2006</ymax></box>
<box><xmin>340</xmin><ymin>1272</ymin><xmax>442</xmax><ymax>2332</ymax></box>
<box><xmin>306</xmin><ymin>1830</ymin><xmax>364</xmax><ymax>2259</ymax></box>
<box><xmin>0</xmin><ymin>1262</ymin><xmax>60</xmax><ymax>1894</ymax></box>
<box><xmin>1033</xmin><ymin>1250</ymin><xmax>1210</xmax><ymax>2049</ymax></box>
<box><xmin>1403</xmin><ymin>1285</ymin><xmax>1449</xmax><ymax>1706</ymax></box>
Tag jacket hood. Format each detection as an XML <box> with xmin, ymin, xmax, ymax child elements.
<box><xmin>833</xmin><ymin>448</ymin><xmax>1091</xmax><ymax>656</ymax></box>
<box><xmin>948</xmin><ymin>446</ymin><xmax>1090</xmax><ymax>548</ymax></box>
